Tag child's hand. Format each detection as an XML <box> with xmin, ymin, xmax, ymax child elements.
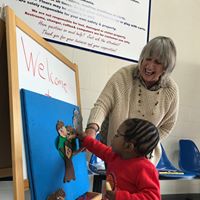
<box><xmin>68</xmin><ymin>134</ymin><xmax>76</xmax><ymax>140</ymax></box>
<box><xmin>76</xmin><ymin>131</ymin><xmax>87</xmax><ymax>140</ymax></box>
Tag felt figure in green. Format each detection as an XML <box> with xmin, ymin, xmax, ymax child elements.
<box><xmin>56</xmin><ymin>120</ymin><xmax>76</xmax><ymax>182</ymax></box>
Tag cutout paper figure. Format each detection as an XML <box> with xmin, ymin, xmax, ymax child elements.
<box><xmin>73</xmin><ymin>108</ymin><xmax>83</xmax><ymax>133</ymax></box>
<box><xmin>72</xmin><ymin>108</ymin><xmax>87</xmax><ymax>152</ymax></box>
<box><xmin>47</xmin><ymin>188</ymin><xmax>65</xmax><ymax>200</ymax></box>
<box><xmin>56</xmin><ymin>121</ymin><xmax>76</xmax><ymax>182</ymax></box>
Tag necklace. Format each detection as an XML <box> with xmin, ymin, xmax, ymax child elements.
<box><xmin>137</xmin><ymin>84</ymin><xmax>160</xmax><ymax>117</ymax></box>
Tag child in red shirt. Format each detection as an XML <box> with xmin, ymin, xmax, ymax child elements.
<box><xmin>77</xmin><ymin>118</ymin><xmax>160</xmax><ymax>200</ymax></box>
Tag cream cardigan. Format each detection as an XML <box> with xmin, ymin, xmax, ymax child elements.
<box><xmin>88</xmin><ymin>64</ymin><xmax>179</xmax><ymax>165</ymax></box>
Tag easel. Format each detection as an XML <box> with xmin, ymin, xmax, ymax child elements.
<box><xmin>0</xmin><ymin>6</ymin><xmax>82</xmax><ymax>200</ymax></box>
<box><xmin>0</xmin><ymin>6</ymin><xmax>25</xmax><ymax>199</ymax></box>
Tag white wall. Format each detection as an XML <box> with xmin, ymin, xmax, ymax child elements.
<box><xmin>53</xmin><ymin>0</ymin><xmax>200</xmax><ymax>194</ymax></box>
<box><xmin>150</xmin><ymin>0</ymin><xmax>200</xmax><ymax>194</ymax></box>
<box><xmin>51</xmin><ymin>1</ymin><xmax>200</xmax><ymax>194</ymax></box>
<box><xmin>1</xmin><ymin>0</ymin><xmax>200</xmax><ymax>198</ymax></box>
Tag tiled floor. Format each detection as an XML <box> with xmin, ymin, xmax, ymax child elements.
<box><xmin>162</xmin><ymin>194</ymin><xmax>200</xmax><ymax>200</ymax></box>
<box><xmin>0</xmin><ymin>181</ymin><xmax>14</xmax><ymax>200</ymax></box>
<box><xmin>0</xmin><ymin>173</ymin><xmax>94</xmax><ymax>199</ymax></box>
<box><xmin>1</xmin><ymin>180</ymin><xmax>200</xmax><ymax>200</ymax></box>
<box><xmin>0</xmin><ymin>181</ymin><xmax>30</xmax><ymax>200</ymax></box>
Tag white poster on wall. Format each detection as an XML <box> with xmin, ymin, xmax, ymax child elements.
<box><xmin>1</xmin><ymin>0</ymin><xmax>151</xmax><ymax>60</ymax></box>
<box><xmin>1</xmin><ymin>0</ymin><xmax>151</xmax><ymax>61</ymax></box>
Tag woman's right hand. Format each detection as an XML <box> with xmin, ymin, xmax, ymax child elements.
<box><xmin>85</xmin><ymin>128</ymin><xmax>97</xmax><ymax>139</ymax></box>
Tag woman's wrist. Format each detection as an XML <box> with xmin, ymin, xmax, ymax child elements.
<box><xmin>86</xmin><ymin>123</ymin><xmax>99</xmax><ymax>132</ymax></box>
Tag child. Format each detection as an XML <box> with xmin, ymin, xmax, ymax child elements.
<box><xmin>77</xmin><ymin>118</ymin><xmax>160</xmax><ymax>200</ymax></box>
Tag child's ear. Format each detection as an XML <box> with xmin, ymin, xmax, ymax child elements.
<box><xmin>124</xmin><ymin>142</ymin><xmax>134</xmax><ymax>152</ymax></box>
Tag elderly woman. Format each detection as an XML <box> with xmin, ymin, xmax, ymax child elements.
<box><xmin>86</xmin><ymin>36</ymin><xmax>179</xmax><ymax>166</ymax></box>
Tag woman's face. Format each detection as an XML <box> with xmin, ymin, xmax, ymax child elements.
<box><xmin>139</xmin><ymin>58</ymin><xmax>165</xmax><ymax>87</ymax></box>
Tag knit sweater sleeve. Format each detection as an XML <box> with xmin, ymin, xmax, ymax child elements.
<box><xmin>158</xmin><ymin>79</ymin><xmax>179</xmax><ymax>141</ymax></box>
<box><xmin>87</xmin><ymin>66</ymin><xmax>131</xmax><ymax>128</ymax></box>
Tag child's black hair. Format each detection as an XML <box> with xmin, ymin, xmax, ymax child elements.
<box><xmin>122</xmin><ymin>118</ymin><xmax>159</xmax><ymax>158</ymax></box>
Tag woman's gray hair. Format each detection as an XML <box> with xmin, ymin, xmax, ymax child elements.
<box><xmin>138</xmin><ymin>36</ymin><xmax>176</xmax><ymax>84</ymax></box>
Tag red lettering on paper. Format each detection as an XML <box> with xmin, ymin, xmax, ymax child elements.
<box><xmin>20</xmin><ymin>36</ymin><xmax>69</xmax><ymax>94</ymax></box>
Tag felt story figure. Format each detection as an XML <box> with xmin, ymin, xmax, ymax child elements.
<box><xmin>47</xmin><ymin>188</ymin><xmax>65</xmax><ymax>200</ymax></box>
<box><xmin>56</xmin><ymin>120</ymin><xmax>76</xmax><ymax>182</ymax></box>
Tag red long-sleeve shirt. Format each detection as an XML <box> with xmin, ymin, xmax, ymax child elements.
<box><xmin>83</xmin><ymin>136</ymin><xmax>160</xmax><ymax>200</ymax></box>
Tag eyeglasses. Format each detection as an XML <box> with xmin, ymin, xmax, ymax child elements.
<box><xmin>114</xmin><ymin>131</ymin><xmax>125</xmax><ymax>138</ymax></box>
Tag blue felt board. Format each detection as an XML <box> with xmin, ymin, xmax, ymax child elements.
<box><xmin>20</xmin><ymin>89</ymin><xmax>89</xmax><ymax>200</ymax></box>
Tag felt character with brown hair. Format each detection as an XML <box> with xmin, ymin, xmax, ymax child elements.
<box><xmin>56</xmin><ymin>121</ymin><xmax>76</xmax><ymax>182</ymax></box>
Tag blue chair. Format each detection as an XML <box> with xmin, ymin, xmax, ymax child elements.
<box><xmin>179</xmin><ymin>139</ymin><xmax>200</xmax><ymax>176</ymax></box>
<box><xmin>156</xmin><ymin>144</ymin><xmax>196</xmax><ymax>179</ymax></box>
<box><xmin>88</xmin><ymin>152</ymin><xmax>106</xmax><ymax>175</ymax></box>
